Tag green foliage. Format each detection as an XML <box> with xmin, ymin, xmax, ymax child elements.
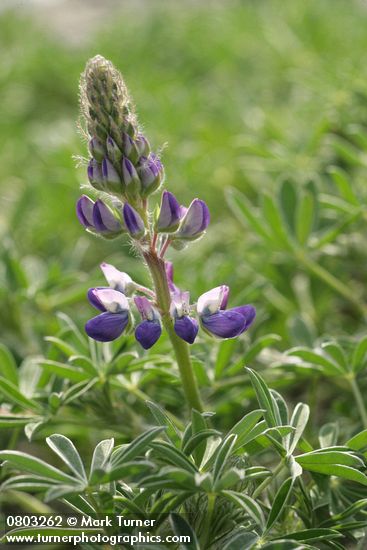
<box><xmin>2</xmin><ymin>0</ymin><xmax>367</xmax><ymax>547</ymax></box>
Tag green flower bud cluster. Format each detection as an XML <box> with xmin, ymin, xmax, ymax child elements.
<box><xmin>80</xmin><ymin>56</ymin><xmax>164</xmax><ymax>206</ymax></box>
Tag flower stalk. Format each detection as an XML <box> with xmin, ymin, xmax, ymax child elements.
<box><xmin>76</xmin><ymin>55</ymin><xmax>255</xmax><ymax>413</ymax></box>
<box><xmin>143</xmin><ymin>249</ymin><xmax>203</xmax><ymax>412</ymax></box>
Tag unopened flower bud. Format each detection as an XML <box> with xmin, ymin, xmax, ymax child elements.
<box><xmin>77</xmin><ymin>196</ymin><xmax>123</xmax><ymax>239</ymax></box>
<box><xmin>122</xmin><ymin>133</ymin><xmax>139</xmax><ymax>164</ymax></box>
<box><xmin>102</xmin><ymin>158</ymin><xmax>122</xmax><ymax>194</ymax></box>
<box><xmin>155</xmin><ymin>191</ymin><xmax>181</xmax><ymax>233</ymax></box>
<box><xmin>122</xmin><ymin>157</ymin><xmax>141</xmax><ymax>201</ymax></box>
<box><xmin>175</xmin><ymin>199</ymin><xmax>210</xmax><ymax>240</ymax></box>
<box><xmin>135</xmin><ymin>134</ymin><xmax>150</xmax><ymax>157</ymax></box>
<box><xmin>137</xmin><ymin>154</ymin><xmax>164</xmax><ymax>197</ymax></box>
<box><xmin>76</xmin><ymin>195</ymin><xmax>94</xmax><ymax>228</ymax></box>
<box><xmin>87</xmin><ymin>159</ymin><xmax>104</xmax><ymax>191</ymax></box>
<box><xmin>106</xmin><ymin>136</ymin><xmax>122</xmax><ymax>164</ymax></box>
<box><xmin>123</xmin><ymin>203</ymin><xmax>145</xmax><ymax>239</ymax></box>
<box><xmin>93</xmin><ymin>200</ymin><xmax>123</xmax><ymax>234</ymax></box>
<box><xmin>89</xmin><ymin>137</ymin><xmax>105</xmax><ymax>162</ymax></box>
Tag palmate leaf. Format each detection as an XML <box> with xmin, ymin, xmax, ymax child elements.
<box><xmin>191</xmin><ymin>409</ymin><xmax>209</xmax><ymax>466</ymax></box>
<box><xmin>286</xmin><ymin>348</ymin><xmax>344</xmax><ymax>376</ymax></box>
<box><xmin>0</xmin><ymin>450</ymin><xmax>77</xmax><ymax>483</ymax></box>
<box><xmin>0</xmin><ymin>414</ymin><xmax>38</xmax><ymax>428</ymax></box>
<box><xmin>286</xmin><ymin>403</ymin><xmax>310</xmax><ymax>455</ymax></box>
<box><xmin>36</xmin><ymin>360</ymin><xmax>91</xmax><ymax>383</ymax></box>
<box><xmin>346</xmin><ymin>429</ymin><xmax>367</xmax><ymax>451</ymax></box>
<box><xmin>112</xmin><ymin>426</ymin><xmax>166</xmax><ymax>466</ymax></box>
<box><xmin>46</xmin><ymin>434</ymin><xmax>87</xmax><ymax>482</ymax></box>
<box><xmin>319</xmin><ymin>423</ymin><xmax>339</xmax><ymax>449</ymax></box>
<box><xmin>213</xmin><ymin>434</ymin><xmax>237</xmax><ymax>481</ymax></box>
<box><xmin>182</xmin><ymin>429</ymin><xmax>220</xmax><ymax>457</ymax></box>
<box><xmin>146</xmin><ymin>401</ymin><xmax>182</xmax><ymax>447</ymax></box>
<box><xmin>266</xmin><ymin>477</ymin><xmax>294</xmax><ymax>531</ymax></box>
<box><xmin>222</xmin><ymin>529</ymin><xmax>259</xmax><ymax>550</ymax></box>
<box><xmin>0</xmin><ymin>377</ymin><xmax>42</xmax><ymax>412</ymax></box>
<box><xmin>296</xmin><ymin>449</ymin><xmax>367</xmax><ymax>486</ymax></box>
<box><xmin>1</xmin><ymin>474</ymin><xmax>58</xmax><ymax>492</ymax></box>
<box><xmin>98</xmin><ymin>460</ymin><xmax>154</xmax><ymax>484</ymax></box>
<box><xmin>150</xmin><ymin>441</ymin><xmax>197</xmax><ymax>473</ymax></box>
<box><xmin>222</xmin><ymin>490</ymin><xmax>265</xmax><ymax>528</ymax></box>
<box><xmin>89</xmin><ymin>438</ymin><xmax>114</xmax><ymax>481</ymax></box>
<box><xmin>272</xmin><ymin>528</ymin><xmax>342</xmax><ymax>543</ymax></box>
<box><xmin>170</xmin><ymin>513</ymin><xmax>200</xmax><ymax>550</ymax></box>
<box><xmin>246</xmin><ymin>368</ymin><xmax>280</xmax><ymax>428</ymax></box>
<box><xmin>228</xmin><ymin>409</ymin><xmax>265</xmax><ymax>450</ymax></box>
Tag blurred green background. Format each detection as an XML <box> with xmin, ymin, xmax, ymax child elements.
<box><xmin>1</xmin><ymin>0</ymin><xmax>367</xmax><ymax>361</ymax></box>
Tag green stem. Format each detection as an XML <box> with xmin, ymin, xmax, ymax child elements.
<box><xmin>202</xmin><ymin>493</ymin><xmax>216</xmax><ymax>547</ymax></box>
<box><xmin>295</xmin><ymin>250</ymin><xmax>367</xmax><ymax>318</ymax></box>
<box><xmin>144</xmin><ymin>250</ymin><xmax>203</xmax><ymax>412</ymax></box>
<box><xmin>252</xmin><ymin>459</ymin><xmax>285</xmax><ymax>499</ymax></box>
<box><xmin>349</xmin><ymin>375</ymin><xmax>367</xmax><ymax>429</ymax></box>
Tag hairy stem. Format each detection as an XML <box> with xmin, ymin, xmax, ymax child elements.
<box><xmin>143</xmin><ymin>250</ymin><xmax>203</xmax><ymax>412</ymax></box>
<box><xmin>252</xmin><ymin>459</ymin><xmax>285</xmax><ymax>499</ymax></box>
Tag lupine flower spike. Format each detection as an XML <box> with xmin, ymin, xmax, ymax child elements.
<box><xmin>77</xmin><ymin>55</ymin><xmax>256</xmax><ymax>411</ymax></box>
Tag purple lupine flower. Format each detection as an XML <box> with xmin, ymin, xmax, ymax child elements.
<box><xmin>197</xmin><ymin>286</ymin><xmax>255</xmax><ymax>339</ymax></box>
<box><xmin>156</xmin><ymin>191</ymin><xmax>181</xmax><ymax>233</ymax></box>
<box><xmin>89</xmin><ymin>137</ymin><xmax>105</xmax><ymax>162</ymax></box>
<box><xmin>85</xmin><ymin>288</ymin><xmax>130</xmax><ymax>342</ymax></box>
<box><xmin>174</xmin><ymin>316</ymin><xmax>199</xmax><ymax>344</ymax></box>
<box><xmin>77</xmin><ymin>196</ymin><xmax>123</xmax><ymax>237</ymax></box>
<box><xmin>100</xmin><ymin>262</ymin><xmax>135</xmax><ymax>295</ymax></box>
<box><xmin>87</xmin><ymin>159</ymin><xmax>104</xmax><ymax>190</ymax></box>
<box><xmin>134</xmin><ymin>296</ymin><xmax>162</xmax><ymax>349</ymax></box>
<box><xmin>137</xmin><ymin>154</ymin><xmax>164</xmax><ymax>197</ymax></box>
<box><xmin>170</xmin><ymin>290</ymin><xmax>198</xmax><ymax>344</ymax></box>
<box><xmin>123</xmin><ymin>203</ymin><xmax>145</xmax><ymax>238</ymax></box>
<box><xmin>176</xmin><ymin>199</ymin><xmax>210</xmax><ymax>240</ymax></box>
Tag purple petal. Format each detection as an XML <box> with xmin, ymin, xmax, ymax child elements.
<box><xmin>85</xmin><ymin>311</ymin><xmax>129</xmax><ymax>342</ymax></box>
<box><xmin>87</xmin><ymin>287</ymin><xmax>108</xmax><ymax>311</ymax></box>
<box><xmin>123</xmin><ymin>203</ymin><xmax>145</xmax><ymax>237</ymax></box>
<box><xmin>230</xmin><ymin>305</ymin><xmax>256</xmax><ymax>332</ymax></box>
<box><xmin>87</xmin><ymin>159</ymin><xmax>103</xmax><ymax>188</ymax></box>
<box><xmin>174</xmin><ymin>316</ymin><xmax>198</xmax><ymax>344</ymax></box>
<box><xmin>135</xmin><ymin>320</ymin><xmax>162</xmax><ymax>349</ymax></box>
<box><xmin>76</xmin><ymin>195</ymin><xmax>95</xmax><ymax>228</ymax></box>
<box><xmin>102</xmin><ymin>158</ymin><xmax>120</xmax><ymax>185</ymax></box>
<box><xmin>201</xmin><ymin>310</ymin><xmax>246</xmax><ymax>339</ymax></box>
<box><xmin>157</xmin><ymin>190</ymin><xmax>181</xmax><ymax>231</ymax></box>
<box><xmin>165</xmin><ymin>261</ymin><xmax>181</xmax><ymax>295</ymax></box>
<box><xmin>178</xmin><ymin>199</ymin><xmax>210</xmax><ymax>238</ymax></box>
<box><xmin>134</xmin><ymin>296</ymin><xmax>154</xmax><ymax>320</ymax></box>
<box><xmin>93</xmin><ymin>200</ymin><xmax>121</xmax><ymax>233</ymax></box>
